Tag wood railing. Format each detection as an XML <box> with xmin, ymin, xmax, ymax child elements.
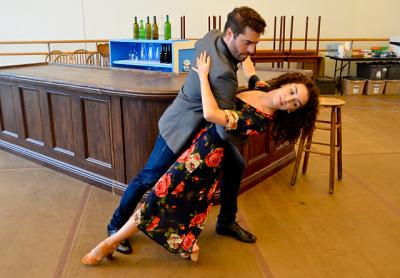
<box><xmin>0</xmin><ymin>39</ymin><xmax>109</xmax><ymax>56</ymax></box>
<box><xmin>0</xmin><ymin>38</ymin><xmax>389</xmax><ymax>57</ymax></box>
<box><xmin>0</xmin><ymin>37</ymin><xmax>390</xmax><ymax>75</ymax></box>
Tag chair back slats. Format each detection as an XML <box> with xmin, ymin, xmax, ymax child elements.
<box><xmin>86</xmin><ymin>52</ymin><xmax>110</xmax><ymax>67</ymax></box>
<box><xmin>45</xmin><ymin>50</ymin><xmax>63</xmax><ymax>62</ymax></box>
<box><xmin>46</xmin><ymin>48</ymin><xmax>109</xmax><ymax>67</ymax></box>
<box><xmin>53</xmin><ymin>54</ymin><xmax>75</xmax><ymax>64</ymax></box>
<box><xmin>72</xmin><ymin>49</ymin><xmax>91</xmax><ymax>65</ymax></box>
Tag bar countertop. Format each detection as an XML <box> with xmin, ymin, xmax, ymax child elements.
<box><xmin>0</xmin><ymin>63</ymin><xmax>186</xmax><ymax>98</ymax></box>
<box><xmin>0</xmin><ymin>63</ymin><xmax>312</xmax><ymax>98</ymax></box>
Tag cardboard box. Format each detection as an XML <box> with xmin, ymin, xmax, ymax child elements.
<box><xmin>365</xmin><ymin>80</ymin><xmax>386</xmax><ymax>95</ymax></box>
<box><xmin>342</xmin><ymin>77</ymin><xmax>366</xmax><ymax>95</ymax></box>
<box><xmin>384</xmin><ymin>80</ymin><xmax>400</xmax><ymax>95</ymax></box>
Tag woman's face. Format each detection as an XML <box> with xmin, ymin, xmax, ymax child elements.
<box><xmin>272</xmin><ymin>83</ymin><xmax>309</xmax><ymax>112</ymax></box>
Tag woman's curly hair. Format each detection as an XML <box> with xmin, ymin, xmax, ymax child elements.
<box><xmin>255</xmin><ymin>72</ymin><xmax>319</xmax><ymax>144</ymax></box>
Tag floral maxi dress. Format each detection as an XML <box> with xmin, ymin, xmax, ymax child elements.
<box><xmin>133</xmin><ymin>98</ymin><xmax>272</xmax><ymax>253</ymax></box>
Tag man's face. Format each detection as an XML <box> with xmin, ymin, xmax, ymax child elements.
<box><xmin>225</xmin><ymin>26</ymin><xmax>261</xmax><ymax>61</ymax></box>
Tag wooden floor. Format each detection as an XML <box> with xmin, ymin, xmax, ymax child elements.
<box><xmin>1</xmin><ymin>95</ymin><xmax>400</xmax><ymax>278</ymax></box>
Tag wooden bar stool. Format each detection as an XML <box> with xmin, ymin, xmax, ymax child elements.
<box><xmin>290</xmin><ymin>97</ymin><xmax>346</xmax><ymax>194</ymax></box>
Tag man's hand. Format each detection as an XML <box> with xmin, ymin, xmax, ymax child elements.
<box><xmin>255</xmin><ymin>80</ymin><xmax>268</xmax><ymax>87</ymax></box>
<box><xmin>241</xmin><ymin>56</ymin><xmax>256</xmax><ymax>79</ymax></box>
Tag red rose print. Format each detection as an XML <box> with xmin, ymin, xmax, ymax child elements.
<box><xmin>146</xmin><ymin>217</ymin><xmax>160</xmax><ymax>231</ymax></box>
<box><xmin>189</xmin><ymin>213</ymin><xmax>207</xmax><ymax>227</ymax></box>
<box><xmin>181</xmin><ymin>232</ymin><xmax>196</xmax><ymax>251</ymax></box>
<box><xmin>192</xmin><ymin>128</ymin><xmax>207</xmax><ymax>143</ymax></box>
<box><xmin>205</xmin><ymin>148</ymin><xmax>224</xmax><ymax>167</ymax></box>
<box><xmin>246</xmin><ymin>130</ymin><xmax>260</xmax><ymax>135</ymax></box>
<box><xmin>171</xmin><ymin>181</ymin><xmax>185</xmax><ymax>195</ymax></box>
<box><xmin>207</xmin><ymin>179</ymin><xmax>219</xmax><ymax>200</ymax></box>
<box><xmin>154</xmin><ymin>173</ymin><xmax>171</xmax><ymax>197</ymax></box>
<box><xmin>177</xmin><ymin>144</ymin><xmax>195</xmax><ymax>163</ymax></box>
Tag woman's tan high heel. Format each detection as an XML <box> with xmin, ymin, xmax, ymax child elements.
<box><xmin>82</xmin><ymin>241</ymin><xmax>117</xmax><ymax>266</ymax></box>
<box><xmin>180</xmin><ymin>242</ymin><xmax>200</xmax><ymax>262</ymax></box>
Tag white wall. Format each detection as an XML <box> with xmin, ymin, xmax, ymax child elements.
<box><xmin>1</xmin><ymin>0</ymin><xmax>399</xmax><ymax>67</ymax></box>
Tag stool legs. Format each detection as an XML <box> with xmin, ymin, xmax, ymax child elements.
<box><xmin>302</xmin><ymin>130</ymin><xmax>313</xmax><ymax>174</ymax></box>
<box><xmin>291</xmin><ymin>106</ymin><xmax>343</xmax><ymax>194</ymax></box>
<box><xmin>291</xmin><ymin>97</ymin><xmax>345</xmax><ymax>194</ymax></box>
<box><xmin>329</xmin><ymin>107</ymin><xmax>337</xmax><ymax>194</ymax></box>
<box><xmin>290</xmin><ymin>133</ymin><xmax>307</xmax><ymax>185</ymax></box>
<box><xmin>337</xmin><ymin>107</ymin><xmax>343</xmax><ymax>180</ymax></box>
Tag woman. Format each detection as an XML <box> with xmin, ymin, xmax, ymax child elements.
<box><xmin>82</xmin><ymin>52</ymin><xmax>319</xmax><ymax>264</ymax></box>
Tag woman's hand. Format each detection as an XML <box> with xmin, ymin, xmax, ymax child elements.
<box><xmin>192</xmin><ymin>51</ymin><xmax>211</xmax><ymax>78</ymax></box>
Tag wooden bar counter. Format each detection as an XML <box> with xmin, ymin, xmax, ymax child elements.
<box><xmin>0</xmin><ymin>63</ymin><xmax>296</xmax><ymax>196</ymax></box>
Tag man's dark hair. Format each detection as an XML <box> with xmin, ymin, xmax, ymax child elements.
<box><xmin>223</xmin><ymin>6</ymin><xmax>266</xmax><ymax>38</ymax></box>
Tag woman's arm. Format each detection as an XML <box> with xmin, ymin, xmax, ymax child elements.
<box><xmin>193</xmin><ymin>52</ymin><xmax>269</xmax><ymax>135</ymax></box>
<box><xmin>192</xmin><ymin>52</ymin><xmax>228</xmax><ymax>126</ymax></box>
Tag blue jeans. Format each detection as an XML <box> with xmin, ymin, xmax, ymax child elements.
<box><xmin>218</xmin><ymin>141</ymin><xmax>246</xmax><ymax>224</ymax></box>
<box><xmin>108</xmin><ymin>135</ymin><xmax>176</xmax><ymax>230</ymax></box>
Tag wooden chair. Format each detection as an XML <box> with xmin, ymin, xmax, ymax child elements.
<box><xmin>253</xmin><ymin>15</ymin><xmax>322</xmax><ymax>76</ymax></box>
<box><xmin>207</xmin><ymin>15</ymin><xmax>222</xmax><ymax>31</ymax></box>
<box><xmin>45</xmin><ymin>50</ymin><xmax>63</xmax><ymax>62</ymax></box>
<box><xmin>53</xmin><ymin>54</ymin><xmax>75</xmax><ymax>64</ymax></box>
<box><xmin>291</xmin><ymin>97</ymin><xmax>346</xmax><ymax>194</ymax></box>
<box><xmin>72</xmin><ymin>49</ymin><xmax>91</xmax><ymax>65</ymax></box>
<box><xmin>285</xmin><ymin>50</ymin><xmax>323</xmax><ymax>78</ymax></box>
<box><xmin>95</xmin><ymin>43</ymin><xmax>110</xmax><ymax>66</ymax></box>
<box><xmin>86</xmin><ymin>52</ymin><xmax>109</xmax><ymax>67</ymax></box>
<box><xmin>96</xmin><ymin>43</ymin><xmax>109</xmax><ymax>58</ymax></box>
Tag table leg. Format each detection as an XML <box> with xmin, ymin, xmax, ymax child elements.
<box><xmin>347</xmin><ymin>61</ymin><xmax>351</xmax><ymax>76</ymax></box>
<box><xmin>338</xmin><ymin>61</ymin><xmax>344</xmax><ymax>95</ymax></box>
<box><xmin>333</xmin><ymin>60</ymin><xmax>338</xmax><ymax>79</ymax></box>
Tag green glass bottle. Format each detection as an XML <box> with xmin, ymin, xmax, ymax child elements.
<box><xmin>152</xmin><ymin>16</ymin><xmax>159</xmax><ymax>40</ymax></box>
<box><xmin>145</xmin><ymin>16</ymin><xmax>151</xmax><ymax>40</ymax></box>
<box><xmin>133</xmin><ymin>17</ymin><xmax>139</xmax><ymax>39</ymax></box>
<box><xmin>139</xmin><ymin>19</ymin><xmax>145</xmax><ymax>39</ymax></box>
<box><xmin>164</xmin><ymin>15</ymin><xmax>171</xmax><ymax>40</ymax></box>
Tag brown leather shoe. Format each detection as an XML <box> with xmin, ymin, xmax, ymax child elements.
<box><xmin>216</xmin><ymin>221</ymin><xmax>257</xmax><ymax>243</ymax></box>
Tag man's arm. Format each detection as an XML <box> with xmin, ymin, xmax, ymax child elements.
<box><xmin>241</xmin><ymin>56</ymin><xmax>265</xmax><ymax>89</ymax></box>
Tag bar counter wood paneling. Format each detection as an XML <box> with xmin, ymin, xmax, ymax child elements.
<box><xmin>0</xmin><ymin>63</ymin><xmax>296</xmax><ymax>197</ymax></box>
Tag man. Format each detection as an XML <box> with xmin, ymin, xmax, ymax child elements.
<box><xmin>107</xmin><ymin>6</ymin><xmax>266</xmax><ymax>254</ymax></box>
